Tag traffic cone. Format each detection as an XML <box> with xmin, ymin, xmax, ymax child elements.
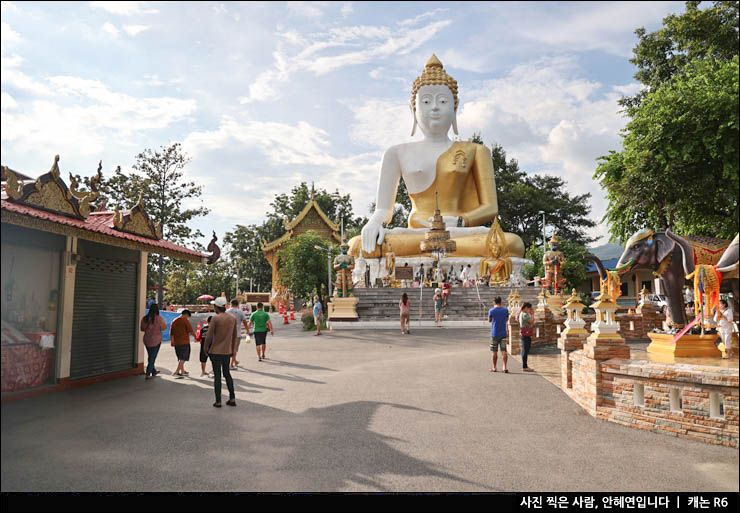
<box><xmin>196</xmin><ymin>322</ymin><xmax>201</xmax><ymax>342</ymax></box>
<box><xmin>283</xmin><ymin>311</ymin><xmax>289</xmax><ymax>324</ymax></box>
<box><xmin>290</xmin><ymin>303</ymin><xmax>295</xmax><ymax>320</ymax></box>
<box><xmin>279</xmin><ymin>303</ymin><xmax>284</xmax><ymax>314</ymax></box>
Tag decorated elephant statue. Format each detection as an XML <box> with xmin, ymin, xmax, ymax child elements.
<box><xmin>668</xmin><ymin>231</ymin><xmax>739</xmax><ymax>316</ymax></box>
<box><xmin>615</xmin><ymin>228</ymin><xmax>732</xmax><ymax>328</ymax></box>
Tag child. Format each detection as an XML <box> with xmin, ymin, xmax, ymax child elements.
<box><xmin>433</xmin><ymin>288</ymin><xmax>444</xmax><ymax>327</ymax></box>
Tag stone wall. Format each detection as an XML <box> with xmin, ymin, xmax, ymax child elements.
<box><xmin>566</xmin><ymin>355</ymin><xmax>739</xmax><ymax>447</ymax></box>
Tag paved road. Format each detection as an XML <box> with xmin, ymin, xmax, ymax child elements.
<box><xmin>2</xmin><ymin>318</ymin><xmax>738</xmax><ymax>492</ymax></box>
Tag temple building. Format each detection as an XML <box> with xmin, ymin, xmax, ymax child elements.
<box><xmin>261</xmin><ymin>186</ymin><xmax>340</xmax><ymax>297</ymax></box>
<box><xmin>1</xmin><ymin>157</ymin><xmax>216</xmax><ymax>399</ymax></box>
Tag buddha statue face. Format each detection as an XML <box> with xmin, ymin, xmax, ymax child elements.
<box><xmin>414</xmin><ymin>84</ymin><xmax>456</xmax><ymax>138</ymax></box>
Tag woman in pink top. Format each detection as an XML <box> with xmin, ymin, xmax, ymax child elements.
<box><xmin>399</xmin><ymin>293</ymin><xmax>411</xmax><ymax>335</ymax></box>
<box><xmin>140</xmin><ymin>303</ymin><xmax>167</xmax><ymax>380</ymax></box>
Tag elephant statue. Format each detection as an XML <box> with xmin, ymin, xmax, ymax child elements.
<box><xmin>616</xmin><ymin>228</ymin><xmax>708</xmax><ymax>328</ymax></box>
<box><xmin>585</xmin><ymin>254</ymin><xmax>622</xmax><ymax>302</ymax></box>
<box><xmin>668</xmin><ymin>231</ymin><xmax>739</xmax><ymax>315</ymax></box>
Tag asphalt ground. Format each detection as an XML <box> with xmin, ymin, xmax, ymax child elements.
<box><xmin>2</xmin><ymin>314</ymin><xmax>738</xmax><ymax>492</ymax></box>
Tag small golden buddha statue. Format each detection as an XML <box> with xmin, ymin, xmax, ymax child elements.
<box><xmin>348</xmin><ymin>55</ymin><xmax>524</xmax><ymax>260</ymax></box>
<box><xmin>480</xmin><ymin>219</ymin><xmax>512</xmax><ymax>286</ymax></box>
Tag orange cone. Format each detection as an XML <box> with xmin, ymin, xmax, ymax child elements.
<box><xmin>283</xmin><ymin>311</ymin><xmax>289</xmax><ymax>324</ymax></box>
<box><xmin>290</xmin><ymin>303</ymin><xmax>295</xmax><ymax>320</ymax></box>
<box><xmin>196</xmin><ymin>322</ymin><xmax>201</xmax><ymax>342</ymax></box>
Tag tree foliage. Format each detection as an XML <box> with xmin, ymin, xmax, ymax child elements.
<box><xmin>276</xmin><ymin>231</ymin><xmax>336</xmax><ymax>302</ymax></box>
<box><xmin>523</xmin><ymin>239</ymin><xmax>589</xmax><ymax>293</ymax></box>
<box><xmin>595</xmin><ymin>1</ymin><xmax>739</xmax><ymax>241</ymax></box>
<box><xmin>71</xmin><ymin>143</ymin><xmax>209</xmax><ymax>305</ymax></box>
<box><xmin>470</xmin><ymin>134</ymin><xmax>596</xmax><ymax>248</ymax></box>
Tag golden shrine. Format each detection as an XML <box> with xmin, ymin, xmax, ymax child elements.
<box><xmin>261</xmin><ymin>185</ymin><xmax>340</xmax><ymax>298</ymax></box>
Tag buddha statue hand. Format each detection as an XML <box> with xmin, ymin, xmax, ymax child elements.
<box><xmin>361</xmin><ymin>217</ymin><xmax>387</xmax><ymax>254</ymax></box>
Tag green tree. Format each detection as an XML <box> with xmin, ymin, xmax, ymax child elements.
<box><xmin>595</xmin><ymin>2</ymin><xmax>739</xmax><ymax>241</ymax></box>
<box><xmin>277</xmin><ymin>231</ymin><xmax>336</xmax><ymax>303</ymax></box>
<box><xmin>72</xmin><ymin>144</ymin><xmax>210</xmax><ymax>305</ymax></box>
<box><xmin>523</xmin><ymin>239</ymin><xmax>589</xmax><ymax>292</ymax></box>
<box><xmin>223</xmin><ymin>224</ymin><xmax>274</xmax><ymax>293</ymax></box>
<box><xmin>470</xmin><ymin>134</ymin><xmax>596</xmax><ymax>247</ymax></box>
<box><xmin>621</xmin><ymin>1</ymin><xmax>739</xmax><ymax>111</ymax></box>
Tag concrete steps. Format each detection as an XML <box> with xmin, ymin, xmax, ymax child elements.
<box><xmin>351</xmin><ymin>286</ymin><xmax>540</xmax><ymax>322</ymax></box>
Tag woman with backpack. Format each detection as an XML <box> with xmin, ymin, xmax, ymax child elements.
<box><xmin>140</xmin><ymin>303</ymin><xmax>167</xmax><ymax>380</ymax></box>
<box><xmin>519</xmin><ymin>302</ymin><xmax>535</xmax><ymax>372</ymax></box>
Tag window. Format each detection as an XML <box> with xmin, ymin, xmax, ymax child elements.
<box><xmin>669</xmin><ymin>388</ymin><xmax>682</xmax><ymax>412</ymax></box>
<box><xmin>633</xmin><ymin>383</ymin><xmax>645</xmax><ymax>407</ymax></box>
<box><xmin>710</xmin><ymin>392</ymin><xmax>725</xmax><ymax>419</ymax></box>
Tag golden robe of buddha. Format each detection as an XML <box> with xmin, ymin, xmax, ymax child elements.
<box><xmin>348</xmin><ymin>54</ymin><xmax>524</xmax><ymax>260</ymax></box>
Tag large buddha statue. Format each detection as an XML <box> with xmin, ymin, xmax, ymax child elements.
<box><xmin>348</xmin><ymin>54</ymin><xmax>524</xmax><ymax>260</ymax></box>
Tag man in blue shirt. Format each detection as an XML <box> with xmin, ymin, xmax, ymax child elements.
<box><xmin>488</xmin><ymin>296</ymin><xmax>510</xmax><ymax>373</ymax></box>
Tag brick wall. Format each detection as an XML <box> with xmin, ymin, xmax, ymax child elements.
<box><xmin>566</xmin><ymin>356</ymin><xmax>739</xmax><ymax>447</ymax></box>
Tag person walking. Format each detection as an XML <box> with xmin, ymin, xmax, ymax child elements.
<box><xmin>140</xmin><ymin>303</ymin><xmax>166</xmax><ymax>380</ymax></box>
<box><xmin>399</xmin><ymin>292</ymin><xmax>411</xmax><ymax>334</ymax></box>
<box><xmin>488</xmin><ymin>296</ymin><xmax>510</xmax><ymax>373</ymax></box>
<box><xmin>198</xmin><ymin>315</ymin><xmax>212</xmax><ymax>376</ymax></box>
<box><xmin>519</xmin><ymin>302</ymin><xmax>535</xmax><ymax>372</ymax></box>
<box><xmin>313</xmin><ymin>296</ymin><xmax>323</xmax><ymax>336</ymax></box>
<box><xmin>248</xmin><ymin>302</ymin><xmax>274</xmax><ymax>361</ymax></box>
<box><xmin>460</xmin><ymin>265</ymin><xmax>468</xmax><ymax>287</ymax></box>
<box><xmin>715</xmin><ymin>299</ymin><xmax>735</xmax><ymax>359</ymax></box>
<box><xmin>204</xmin><ymin>297</ymin><xmax>238</xmax><ymax>407</ymax></box>
<box><xmin>226</xmin><ymin>299</ymin><xmax>249</xmax><ymax>370</ymax></box>
<box><xmin>170</xmin><ymin>309</ymin><xmax>196</xmax><ymax>377</ymax></box>
<box><xmin>433</xmin><ymin>288</ymin><xmax>444</xmax><ymax>327</ymax></box>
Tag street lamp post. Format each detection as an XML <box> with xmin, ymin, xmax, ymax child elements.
<box><xmin>314</xmin><ymin>244</ymin><xmax>333</xmax><ymax>298</ymax></box>
<box><xmin>539</xmin><ymin>210</ymin><xmax>546</xmax><ymax>249</ymax></box>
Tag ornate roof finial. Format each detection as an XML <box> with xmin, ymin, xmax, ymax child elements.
<box><xmin>311</xmin><ymin>182</ymin><xmax>315</xmax><ymax>201</ymax></box>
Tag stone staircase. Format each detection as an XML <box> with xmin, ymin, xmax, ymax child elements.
<box><xmin>351</xmin><ymin>286</ymin><xmax>541</xmax><ymax>322</ymax></box>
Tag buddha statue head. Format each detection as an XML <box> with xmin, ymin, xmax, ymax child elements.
<box><xmin>411</xmin><ymin>54</ymin><xmax>459</xmax><ymax>137</ymax></box>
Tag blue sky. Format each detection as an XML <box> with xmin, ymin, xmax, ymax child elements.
<box><xmin>1</xmin><ymin>1</ymin><xmax>686</xmax><ymax>247</ymax></box>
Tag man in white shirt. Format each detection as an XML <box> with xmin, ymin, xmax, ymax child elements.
<box><xmin>715</xmin><ymin>299</ymin><xmax>735</xmax><ymax>358</ymax></box>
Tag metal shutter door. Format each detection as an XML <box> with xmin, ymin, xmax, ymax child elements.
<box><xmin>70</xmin><ymin>255</ymin><xmax>138</xmax><ymax>379</ymax></box>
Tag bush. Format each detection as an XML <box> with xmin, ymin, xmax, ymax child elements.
<box><xmin>301</xmin><ymin>311</ymin><xmax>328</xmax><ymax>331</ymax></box>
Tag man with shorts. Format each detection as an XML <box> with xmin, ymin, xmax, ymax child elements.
<box><xmin>170</xmin><ymin>309</ymin><xmax>195</xmax><ymax>377</ymax></box>
<box><xmin>226</xmin><ymin>299</ymin><xmax>249</xmax><ymax>369</ymax></box>
<box><xmin>488</xmin><ymin>297</ymin><xmax>509</xmax><ymax>373</ymax></box>
<box><xmin>248</xmin><ymin>302</ymin><xmax>274</xmax><ymax>361</ymax></box>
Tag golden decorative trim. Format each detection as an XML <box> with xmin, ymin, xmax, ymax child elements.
<box><xmin>283</xmin><ymin>198</ymin><xmax>339</xmax><ymax>232</ymax></box>
<box><xmin>1</xmin><ymin>210</ymin><xmax>202</xmax><ymax>262</ymax></box>
<box><xmin>654</xmin><ymin>250</ymin><xmax>672</xmax><ymax>277</ymax></box>
<box><xmin>111</xmin><ymin>191</ymin><xmax>161</xmax><ymax>240</ymax></box>
<box><xmin>2</xmin><ymin>155</ymin><xmax>101</xmax><ymax>220</ymax></box>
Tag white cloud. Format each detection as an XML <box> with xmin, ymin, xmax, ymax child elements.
<box><xmin>101</xmin><ymin>22</ymin><xmax>120</xmax><ymax>38</ymax></box>
<box><xmin>0</xmin><ymin>2</ymin><xmax>19</xmax><ymax>14</ymax></box>
<box><xmin>340</xmin><ymin>3</ymin><xmax>354</xmax><ymax>18</ymax></box>
<box><xmin>439</xmin><ymin>48</ymin><xmax>486</xmax><ymax>73</ymax></box>
<box><xmin>1</xmin><ymin>91</ymin><xmax>18</xmax><ymax>110</ymax></box>
<box><xmin>397</xmin><ymin>7</ymin><xmax>449</xmax><ymax>27</ymax></box>
<box><xmin>346</xmin><ymin>98</ymin><xmax>413</xmax><ymax>151</ymax></box>
<box><xmin>517</xmin><ymin>2</ymin><xmax>683</xmax><ymax>57</ymax></box>
<box><xmin>181</xmin><ymin>116</ymin><xmax>381</xmax><ymax>223</ymax></box>
<box><xmin>1</xmin><ymin>75</ymin><xmax>196</xmax><ymax>157</ymax></box>
<box><xmin>1</xmin><ymin>21</ymin><xmax>21</xmax><ymax>45</ymax></box>
<box><xmin>286</xmin><ymin>1</ymin><xmax>329</xmax><ymax>19</ymax></box>
<box><xmin>122</xmin><ymin>24</ymin><xmax>150</xmax><ymax>36</ymax></box>
<box><xmin>90</xmin><ymin>1</ymin><xmax>159</xmax><ymax>16</ymax></box>
<box><xmin>241</xmin><ymin>16</ymin><xmax>451</xmax><ymax>103</ymax></box>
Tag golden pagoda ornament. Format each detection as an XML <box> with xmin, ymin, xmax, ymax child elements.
<box><xmin>420</xmin><ymin>191</ymin><xmax>457</xmax><ymax>260</ymax></box>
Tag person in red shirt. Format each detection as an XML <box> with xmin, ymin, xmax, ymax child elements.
<box><xmin>170</xmin><ymin>309</ymin><xmax>196</xmax><ymax>377</ymax></box>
